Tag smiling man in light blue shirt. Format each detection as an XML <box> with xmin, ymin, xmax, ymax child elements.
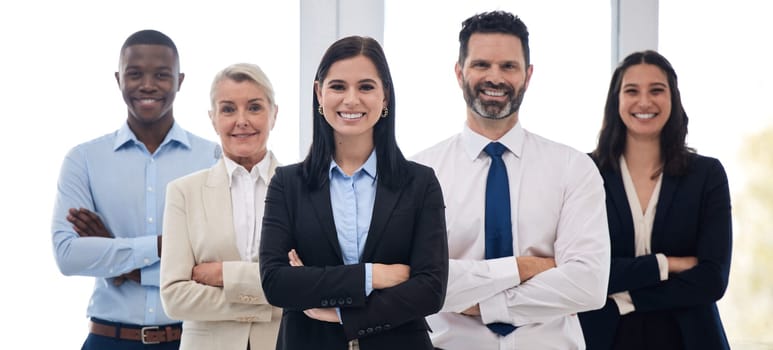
<box><xmin>50</xmin><ymin>29</ymin><xmax>219</xmax><ymax>350</ymax></box>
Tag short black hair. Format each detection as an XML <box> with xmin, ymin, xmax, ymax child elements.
<box><xmin>121</xmin><ymin>29</ymin><xmax>179</xmax><ymax>58</ymax></box>
<box><xmin>458</xmin><ymin>11</ymin><xmax>530</xmax><ymax>67</ymax></box>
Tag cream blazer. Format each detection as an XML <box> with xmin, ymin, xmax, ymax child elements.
<box><xmin>161</xmin><ymin>154</ymin><xmax>281</xmax><ymax>350</ymax></box>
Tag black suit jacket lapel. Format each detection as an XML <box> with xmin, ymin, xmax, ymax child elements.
<box><xmin>651</xmin><ymin>174</ymin><xmax>678</xmax><ymax>251</ymax></box>
<box><xmin>361</xmin><ymin>181</ymin><xmax>403</xmax><ymax>261</ymax></box>
<box><xmin>605</xmin><ymin>169</ymin><xmax>636</xmax><ymax>257</ymax></box>
<box><xmin>309</xmin><ymin>181</ymin><xmax>344</xmax><ymax>262</ymax></box>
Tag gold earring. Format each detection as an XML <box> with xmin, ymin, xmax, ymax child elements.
<box><xmin>318</xmin><ymin>105</ymin><xmax>325</xmax><ymax>116</ymax></box>
<box><xmin>381</xmin><ymin>106</ymin><xmax>389</xmax><ymax>118</ymax></box>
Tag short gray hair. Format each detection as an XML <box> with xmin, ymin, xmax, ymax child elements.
<box><xmin>209</xmin><ymin>62</ymin><xmax>276</xmax><ymax>112</ymax></box>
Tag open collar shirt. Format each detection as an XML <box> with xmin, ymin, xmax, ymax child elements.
<box><xmin>51</xmin><ymin>121</ymin><xmax>220</xmax><ymax>326</ymax></box>
<box><xmin>329</xmin><ymin>150</ymin><xmax>377</xmax><ymax>297</ymax></box>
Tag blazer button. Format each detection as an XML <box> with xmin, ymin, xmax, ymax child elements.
<box><xmin>346</xmin><ymin>297</ymin><xmax>353</xmax><ymax>304</ymax></box>
<box><xmin>375</xmin><ymin>326</ymin><xmax>382</xmax><ymax>332</ymax></box>
<box><xmin>338</xmin><ymin>298</ymin><xmax>346</xmax><ymax>305</ymax></box>
<box><xmin>366</xmin><ymin>327</ymin><xmax>374</xmax><ymax>333</ymax></box>
<box><xmin>329</xmin><ymin>298</ymin><xmax>337</xmax><ymax>306</ymax></box>
<box><xmin>321</xmin><ymin>300</ymin><xmax>328</xmax><ymax>307</ymax></box>
<box><xmin>384</xmin><ymin>323</ymin><xmax>391</xmax><ymax>329</ymax></box>
<box><xmin>358</xmin><ymin>330</ymin><xmax>365</xmax><ymax>336</ymax></box>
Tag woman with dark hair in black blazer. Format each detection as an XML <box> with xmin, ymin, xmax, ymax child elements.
<box><xmin>578</xmin><ymin>50</ymin><xmax>732</xmax><ymax>350</ymax></box>
<box><xmin>259</xmin><ymin>35</ymin><xmax>449</xmax><ymax>350</ymax></box>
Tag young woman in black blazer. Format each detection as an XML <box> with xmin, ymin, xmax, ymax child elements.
<box><xmin>579</xmin><ymin>50</ymin><xmax>732</xmax><ymax>350</ymax></box>
<box><xmin>259</xmin><ymin>36</ymin><xmax>449</xmax><ymax>350</ymax></box>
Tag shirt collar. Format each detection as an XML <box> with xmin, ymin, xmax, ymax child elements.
<box><xmin>328</xmin><ymin>148</ymin><xmax>378</xmax><ymax>182</ymax></box>
<box><xmin>113</xmin><ymin>121</ymin><xmax>191</xmax><ymax>151</ymax></box>
<box><xmin>461</xmin><ymin>120</ymin><xmax>525</xmax><ymax>160</ymax></box>
<box><xmin>224</xmin><ymin>151</ymin><xmax>272</xmax><ymax>187</ymax></box>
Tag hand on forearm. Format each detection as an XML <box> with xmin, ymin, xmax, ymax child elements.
<box><xmin>303</xmin><ymin>308</ymin><xmax>340</xmax><ymax>323</ymax></box>
<box><xmin>372</xmin><ymin>263</ymin><xmax>410</xmax><ymax>289</ymax></box>
<box><xmin>461</xmin><ymin>304</ymin><xmax>481</xmax><ymax>316</ymax></box>
<box><xmin>192</xmin><ymin>261</ymin><xmax>224</xmax><ymax>287</ymax></box>
<box><xmin>516</xmin><ymin>256</ymin><xmax>556</xmax><ymax>281</ymax></box>
<box><xmin>67</xmin><ymin>208</ymin><xmax>111</xmax><ymax>238</ymax></box>
<box><xmin>288</xmin><ymin>249</ymin><xmax>303</xmax><ymax>267</ymax></box>
<box><xmin>113</xmin><ymin>269</ymin><xmax>141</xmax><ymax>286</ymax></box>
<box><xmin>667</xmin><ymin>256</ymin><xmax>698</xmax><ymax>273</ymax></box>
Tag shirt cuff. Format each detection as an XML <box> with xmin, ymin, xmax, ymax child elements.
<box><xmin>365</xmin><ymin>263</ymin><xmax>373</xmax><ymax>296</ymax></box>
<box><xmin>133</xmin><ymin>235</ymin><xmax>160</xmax><ymax>268</ymax></box>
<box><xmin>479</xmin><ymin>290</ymin><xmax>511</xmax><ymax>325</ymax></box>
<box><xmin>490</xmin><ymin>256</ymin><xmax>521</xmax><ymax>285</ymax></box>
<box><xmin>140</xmin><ymin>262</ymin><xmax>160</xmax><ymax>287</ymax></box>
<box><xmin>610</xmin><ymin>291</ymin><xmax>635</xmax><ymax>315</ymax></box>
<box><xmin>336</xmin><ymin>307</ymin><xmax>343</xmax><ymax>324</ymax></box>
<box><xmin>655</xmin><ymin>253</ymin><xmax>669</xmax><ymax>281</ymax></box>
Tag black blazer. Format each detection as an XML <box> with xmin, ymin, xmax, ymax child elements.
<box><xmin>579</xmin><ymin>154</ymin><xmax>732</xmax><ymax>349</ymax></box>
<box><xmin>259</xmin><ymin>161</ymin><xmax>448</xmax><ymax>350</ymax></box>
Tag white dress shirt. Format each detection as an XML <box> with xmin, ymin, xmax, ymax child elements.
<box><xmin>411</xmin><ymin>122</ymin><xmax>610</xmax><ymax>350</ymax></box>
<box><xmin>224</xmin><ymin>153</ymin><xmax>272</xmax><ymax>262</ymax></box>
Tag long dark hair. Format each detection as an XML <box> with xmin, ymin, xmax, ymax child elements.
<box><xmin>302</xmin><ymin>36</ymin><xmax>408</xmax><ymax>190</ymax></box>
<box><xmin>592</xmin><ymin>50</ymin><xmax>693</xmax><ymax>176</ymax></box>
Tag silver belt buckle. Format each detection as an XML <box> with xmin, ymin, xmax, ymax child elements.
<box><xmin>141</xmin><ymin>326</ymin><xmax>160</xmax><ymax>344</ymax></box>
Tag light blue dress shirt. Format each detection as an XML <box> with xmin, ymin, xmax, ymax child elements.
<box><xmin>51</xmin><ymin>122</ymin><xmax>219</xmax><ymax>326</ymax></box>
<box><xmin>329</xmin><ymin>149</ymin><xmax>378</xmax><ymax>304</ymax></box>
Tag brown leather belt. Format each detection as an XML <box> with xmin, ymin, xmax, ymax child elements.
<box><xmin>89</xmin><ymin>320</ymin><xmax>182</xmax><ymax>344</ymax></box>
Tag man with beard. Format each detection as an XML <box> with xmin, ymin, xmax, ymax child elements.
<box><xmin>412</xmin><ymin>11</ymin><xmax>610</xmax><ymax>349</ymax></box>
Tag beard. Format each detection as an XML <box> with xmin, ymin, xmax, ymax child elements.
<box><xmin>462</xmin><ymin>79</ymin><xmax>526</xmax><ymax>120</ymax></box>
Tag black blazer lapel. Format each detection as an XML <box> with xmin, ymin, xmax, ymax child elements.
<box><xmin>309</xmin><ymin>182</ymin><xmax>344</xmax><ymax>262</ymax></box>
<box><xmin>361</xmin><ymin>182</ymin><xmax>402</xmax><ymax>261</ymax></box>
<box><xmin>605</xmin><ymin>170</ymin><xmax>636</xmax><ymax>256</ymax></box>
<box><xmin>651</xmin><ymin>174</ymin><xmax>678</xmax><ymax>250</ymax></box>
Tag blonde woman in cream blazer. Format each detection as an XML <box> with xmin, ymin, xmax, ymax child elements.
<box><xmin>161</xmin><ymin>63</ymin><xmax>282</xmax><ymax>350</ymax></box>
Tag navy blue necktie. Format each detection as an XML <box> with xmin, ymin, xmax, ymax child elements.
<box><xmin>483</xmin><ymin>142</ymin><xmax>517</xmax><ymax>337</ymax></box>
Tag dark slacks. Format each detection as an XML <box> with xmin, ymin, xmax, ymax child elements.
<box><xmin>82</xmin><ymin>333</ymin><xmax>180</xmax><ymax>350</ymax></box>
<box><xmin>612</xmin><ymin>310</ymin><xmax>684</xmax><ymax>350</ymax></box>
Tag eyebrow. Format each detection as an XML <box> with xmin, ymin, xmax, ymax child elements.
<box><xmin>217</xmin><ymin>97</ymin><xmax>266</xmax><ymax>104</ymax></box>
<box><xmin>326</xmin><ymin>78</ymin><xmax>379</xmax><ymax>85</ymax></box>
<box><xmin>622</xmin><ymin>82</ymin><xmax>668</xmax><ymax>88</ymax></box>
<box><xmin>124</xmin><ymin>65</ymin><xmax>173</xmax><ymax>71</ymax></box>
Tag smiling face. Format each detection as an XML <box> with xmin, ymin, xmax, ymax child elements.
<box><xmin>456</xmin><ymin>33</ymin><xmax>532</xmax><ymax>125</ymax></box>
<box><xmin>211</xmin><ymin>78</ymin><xmax>276</xmax><ymax>170</ymax></box>
<box><xmin>618</xmin><ymin>63</ymin><xmax>672</xmax><ymax>141</ymax></box>
<box><xmin>115</xmin><ymin>44</ymin><xmax>183</xmax><ymax>127</ymax></box>
<box><xmin>315</xmin><ymin>54</ymin><xmax>386</xmax><ymax>144</ymax></box>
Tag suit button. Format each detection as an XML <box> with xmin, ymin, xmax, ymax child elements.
<box><xmin>321</xmin><ymin>300</ymin><xmax>328</xmax><ymax>307</ymax></box>
<box><xmin>367</xmin><ymin>327</ymin><xmax>373</xmax><ymax>333</ymax></box>
<box><xmin>375</xmin><ymin>326</ymin><xmax>382</xmax><ymax>332</ymax></box>
<box><xmin>358</xmin><ymin>330</ymin><xmax>365</xmax><ymax>336</ymax></box>
<box><xmin>338</xmin><ymin>298</ymin><xmax>345</xmax><ymax>305</ymax></box>
<box><xmin>384</xmin><ymin>323</ymin><xmax>391</xmax><ymax>329</ymax></box>
<box><xmin>329</xmin><ymin>298</ymin><xmax>337</xmax><ymax>306</ymax></box>
<box><xmin>346</xmin><ymin>297</ymin><xmax>353</xmax><ymax>304</ymax></box>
